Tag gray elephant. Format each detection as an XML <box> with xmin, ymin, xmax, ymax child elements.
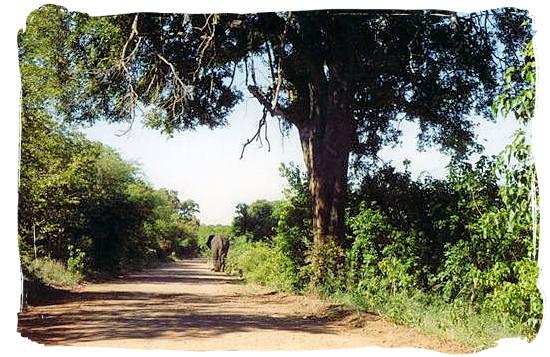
<box><xmin>206</xmin><ymin>235</ymin><xmax>230</xmax><ymax>272</ymax></box>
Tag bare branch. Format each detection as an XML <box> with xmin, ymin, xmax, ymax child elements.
<box><xmin>228</xmin><ymin>61</ymin><xmax>238</xmax><ymax>87</ymax></box>
<box><xmin>115</xmin><ymin>118</ymin><xmax>135</xmax><ymax>137</ymax></box>
<box><xmin>408</xmin><ymin>27</ymin><xmax>420</xmax><ymax>74</ymax></box>
<box><xmin>271</xmin><ymin>12</ymin><xmax>291</xmax><ymax>112</ymax></box>
<box><xmin>145</xmin><ymin>71</ymin><xmax>157</xmax><ymax>95</ymax></box>
<box><xmin>248</xmin><ymin>85</ymin><xmax>294</xmax><ymax>122</ymax></box>
<box><xmin>272</xmin><ymin>69</ymin><xmax>283</xmax><ymax>111</ymax></box>
<box><xmin>193</xmin><ymin>14</ymin><xmax>218</xmax><ymax>82</ymax></box>
<box><xmin>264</xmin><ymin>113</ymin><xmax>271</xmax><ymax>152</ymax></box>
<box><xmin>264</xmin><ymin>39</ymin><xmax>276</xmax><ymax>86</ymax></box>
<box><xmin>244</xmin><ymin>55</ymin><xmax>249</xmax><ymax>85</ymax></box>
<box><xmin>250</xmin><ymin>55</ymin><xmax>257</xmax><ymax>86</ymax></box>
<box><xmin>156</xmin><ymin>53</ymin><xmax>193</xmax><ymax>110</ymax></box>
<box><xmin>120</xmin><ymin>14</ymin><xmax>139</xmax><ymax>64</ymax></box>
<box><xmin>240</xmin><ymin>108</ymin><xmax>269</xmax><ymax>159</ymax></box>
<box><xmin>157</xmin><ymin>54</ymin><xmax>186</xmax><ymax>89</ymax></box>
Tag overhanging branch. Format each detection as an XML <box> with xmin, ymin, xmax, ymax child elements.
<box><xmin>247</xmin><ymin>85</ymin><xmax>295</xmax><ymax>124</ymax></box>
<box><xmin>239</xmin><ymin>107</ymin><xmax>270</xmax><ymax>159</ymax></box>
<box><xmin>117</xmin><ymin>13</ymin><xmax>141</xmax><ymax>136</ymax></box>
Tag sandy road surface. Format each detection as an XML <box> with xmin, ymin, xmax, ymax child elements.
<box><xmin>18</xmin><ymin>258</ymin><xmax>469</xmax><ymax>352</ymax></box>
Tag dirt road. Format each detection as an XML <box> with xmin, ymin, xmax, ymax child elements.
<box><xmin>18</xmin><ymin>258</ymin><xmax>469</xmax><ymax>352</ymax></box>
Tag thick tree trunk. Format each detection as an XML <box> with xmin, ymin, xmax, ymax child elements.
<box><xmin>298</xmin><ymin>90</ymin><xmax>353</xmax><ymax>247</ymax></box>
<box><xmin>248</xmin><ymin>68</ymin><xmax>354</xmax><ymax>282</ymax></box>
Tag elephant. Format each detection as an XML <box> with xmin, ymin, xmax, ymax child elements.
<box><xmin>206</xmin><ymin>235</ymin><xmax>230</xmax><ymax>272</ymax></box>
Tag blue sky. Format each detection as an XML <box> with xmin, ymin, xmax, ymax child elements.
<box><xmin>82</xmin><ymin>96</ymin><xmax>523</xmax><ymax>225</ymax></box>
<box><xmin>83</xmin><ymin>99</ymin><xmax>304</xmax><ymax>225</ymax></box>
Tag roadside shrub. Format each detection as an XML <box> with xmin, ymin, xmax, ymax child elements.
<box><xmin>482</xmin><ymin>258</ymin><xmax>542</xmax><ymax>338</ymax></box>
<box><xmin>346</xmin><ymin>205</ymin><xmax>424</xmax><ymax>295</ymax></box>
<box><xmin>308</xmin><ymin>239</ymin><xmax>346</xmax><ymax>293</ymax></box>
<box><xmin>226</xmin><ymin>235</ymin><xmax>304</xmax><ymax>292</ymax></box>
<box><xmin>67</xmin><ymin>243</ymin><xmax>88</xmax><ymax>275</ymax></box>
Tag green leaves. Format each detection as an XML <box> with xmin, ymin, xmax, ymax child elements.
<box><xmin>232</xmin><ymin>200</ymin><xmax>281</xmax><ymax>241</ymax></box>
<box><xmin>482</xmin><ymin>258</ymin><xmax>541</xmax><ymax>335</ymax></box>
<box><xmin>504</xmin><ymin>66</ymin><xmax>516</xmax><ymax>83</ymax></box>
<box><xmin>492</xmin><ymin>39</ymin><xmax>535</xmax><ymax>125</ymax></box>
<box><xmin>18</xmin><ymin>115</ymin><xmax>200</xmax><ymax>275</ymax></box>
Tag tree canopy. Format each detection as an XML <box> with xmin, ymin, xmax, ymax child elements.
<box><xmin>232</xmin><ymin>200</ymin><xmax>281</xmax><ymax>241</ymax></box>
<box><xmin>19</xmin><ymin>7</ymin><xmax>530</xmax><ymax>154</ymax></box>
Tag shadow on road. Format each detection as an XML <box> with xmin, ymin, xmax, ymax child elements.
<box><xmin>18</xmin><ymin>259</ymin><xmax>337</xmax><ymax>345</ymax></box>
<box><xmin>19</xmin><ymin>304</ymin><xmax>332</xmax><ymax>344</ymax></box>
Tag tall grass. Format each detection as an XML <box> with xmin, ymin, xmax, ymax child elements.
<box><xmin>23</xmin><ymin>256</ymin><xmax>83</xmax><ymax>287</ymax></box>
<box><xmin>327</xmin><ymin>288</ymin><xmax>520</xmax><ymax>349</ymax></box>
<box><xmin>225</xmin><ymin>236</ymin><xmax>302</xmax><ymax>292</ymax></box>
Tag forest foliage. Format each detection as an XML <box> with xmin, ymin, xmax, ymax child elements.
<box><xmin>19</xmin><ymin>116</ymin><xmax>201</xmax><ymax>282</ymax></box>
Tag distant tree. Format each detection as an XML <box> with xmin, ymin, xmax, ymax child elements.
<box><xmin>18</xmin><ymin>6</ymin><xmax>532</xmax><ymax>272</ymax></box>
<box><xmin>180</xmin><ymin>199</ymin><xmax>200</xmax><ymax>221</ymax></box>
<box><xmin>232</xmin><ymin>203</ymin><xmax>251</xmax><ymax>237</ymax></box>
<box><xmin>232</xmin><ymin>200</ymin><xmax>280</xmax><ymax>241</ymax></box>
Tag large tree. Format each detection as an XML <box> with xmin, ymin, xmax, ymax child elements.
<box><xmin>18</xmin><ymin>6</ymin><xmax>532</xmax><ymax>254</ymax></box>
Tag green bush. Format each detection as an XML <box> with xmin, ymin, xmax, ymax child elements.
<box><xmin>226</xmin><ymin>235</ymin><xmax>304</xmax><ymax>292</ymax></box>
<box><xmin>482</xmin><ymin>258</ymin><xmax>542</xmax><ymax>337</ymax></box>
<box><xmin>307</xmin><ymin>239</ymin><xmax>346</xmax><ymax>293</ymax></box>
<box><xmin>346</xmin><ymin>205</ymin><xmax>424</xmax><ymax>295</ymax></box>
<box><xmin>67</xmin><ymin>244</ymin><xmax>88</xmax><ymax>275</ymax></box>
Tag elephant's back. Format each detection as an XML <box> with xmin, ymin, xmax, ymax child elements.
<box><xmin>212</xmin><ymin>235</ymin><xmax>228</xmax><ymax>246</ymax></box>
<box><xmin>215</xmin><ymin>235</ymin><xmax>230</xmax><ymax>250</ymax></box>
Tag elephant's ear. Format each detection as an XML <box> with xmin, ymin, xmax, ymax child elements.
<box><xmin>206</xmin><ymin>235</ymin><xmax>214</xmax><ymax>248</ymax></box>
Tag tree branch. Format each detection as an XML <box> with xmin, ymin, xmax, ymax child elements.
<box><xmin>247</xmin><ymin>85</ymin><xmax>295</xmax><ymax>124</ymax></box>
<box><xmin>193</xmin><ymin>14</ymin><xmax>218</xmax><ymax>82</ymax></box>
<box><xmin>271</xmin><ymin>11</ymin><xmax>291</xmax><ymax>111</ymax></box>
<box><xmin>157</xmin><ymin>53</ymin><xmax>187</xmax><ymax>92</ymax></box>
<box><xmin>117</xmin><ymin>13</ymin><xmax>140</xmax><ymax>135</ymax></box>
<box><xmin>239</xmin><ymin>108</ymin><xmax>270</xmax><ymax>159</ymax></box>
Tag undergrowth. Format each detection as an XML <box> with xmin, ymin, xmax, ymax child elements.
<box><xmin>23</xmin><ymin>256</ymin><xmax>83</xmax><ymax>287</ymax></box>
<box><xmin>226</xmin><ymin>235</ymin><xmax>539</xmax><ymax>349</ymax></box>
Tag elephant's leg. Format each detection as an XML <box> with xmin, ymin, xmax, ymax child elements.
<box><xmin>212</xmin><ymin>249</ymin><xmax>219</xmax><ymax>271</ymax></box>
<box><xmin>216</xmin><ymin>248</ymin><xmax>224</xmax><ymax>272</ymax></box>
<box><xmin>220</xmin><ymin>253</ymin><xmax>226</xmax><ymax>272</ymax></box>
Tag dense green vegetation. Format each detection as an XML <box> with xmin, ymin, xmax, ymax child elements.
<box><xmin>226</xmin><ymin>40</ymin><xmax>540</xmax><ymax>347</ymax></box>
<box><xmin>232</xmin><ymin>200</ymin><xmax>283</xmax><ymax>241</ymax></box>
<box><xmin>18</xmin><ymin>7</ymin><xmax>201</xmax><ymax>291</ymax></box>
<box><xmin>18</xmin><ymin>116</ymin><xmax>201</xmax><ymax>285</ymax></box>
